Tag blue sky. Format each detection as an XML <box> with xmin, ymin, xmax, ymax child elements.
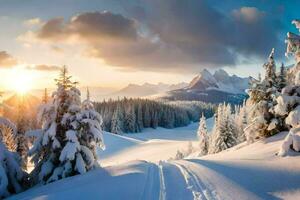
<box><xmin>0</xmin><ymin>0</ymin><xmax>299</xmax><ymax>90</ymax></box>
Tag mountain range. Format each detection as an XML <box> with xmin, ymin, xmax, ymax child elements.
<box><xmin>159</xmin><ymin>69</ymin><xmax>252</xmax><ymax>104</ymax></box>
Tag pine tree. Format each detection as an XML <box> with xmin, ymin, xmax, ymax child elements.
<box><xmin>124</xmin><ymin>105</ymin><xmax>137</xmax><ymax>133</ymax></box>
<box><xmin>246</xmin><ymin>49</ymin><xmax>284</xmax><ymax>140</ymax></box>
<box><xmin>236</xmin><ymin>102</ymin><xmax>247</xmax><ymax>143</ymax></box>
<box><xmin>0</xmin><ymin>125</ymin><xmax>16</xmax><ymax>152</ymax></box>
<box><xmin>277</xmin><ymin>63</ymin><xmax>287</xmax><ymax>91</ymax></box>
<box><xmin>42</xmin><ymin>88</ymin><xmax>49</xmax><ymax>104</ymax></box>
<box><xmin>111</xmin><ymin>104</ymin><xmax>123</xmax><ymax>134</ymax></box>
<box><xmin>136</xmin><ymin>102</ymin><xmax>143</xmax><ymax>132</ymax></box>
<box><xmin>276</xmin><ymin>20</ymin><xmax>300</xmax><ymax>155</ymax></box>
<box><xmin>16</xmin><ymin>95</ymin><xmax>29</xmax><ymax>170</ymax></box>
<box><xmin>28</xmin><ymin>66</ymin><xmax>105</xmax><ymax>184</ymax></box>
<box><xmin>197</xmin><ymin>114</ymin><xmax>208</xmax><ymax>156</ymax></box>
<box><xmin>0</xmin><ymin>117</ymin><xmax>24</xmax><ymax>198</ymax></box>
<box><xmin>209</xmin><ymin>104</ymin><xmax>237</xmax><ymax>154</ymax></box>
<box><xmin>263</xmin><ymin>48</ymin><xmax>277</xmax><ymax>88</ymax></box>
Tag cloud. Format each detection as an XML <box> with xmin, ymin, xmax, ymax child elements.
<box><xmin>19</xmin><ymin>2</ymin><xmax>284</xmax><ymax>73</ymax></box>
<box><xmin>24</xmin><ymin>18</ymin><xmax>42</xmax><ymax>26</ymax></box>
<box><xmin>26</xmin><ymin>64</ymin><xmax>61</xmax><ymax>71</ymax></box>
<box><xmin>0</xmin><ymin>51</ymin><xmax>18</xmax><ymax>68</ymax></box>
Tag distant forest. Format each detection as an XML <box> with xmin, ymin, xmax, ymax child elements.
<box><xmin>95</xmin><ymin>98</ymin><xmax>215</xmax><ymax>134</ymax></box>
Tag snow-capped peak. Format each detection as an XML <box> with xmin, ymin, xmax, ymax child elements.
<box><xmin>188</xmin><ymin>69</ymin><xmax>218</xmax><ymax>90</ymax></box>
<box><xmin>187</xmin><ymin>68</ymin><xmax>250</xmax><ymax>94</ymax></box>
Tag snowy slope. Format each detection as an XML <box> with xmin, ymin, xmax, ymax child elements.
<box><xmin>98</xmin><ymin>132</ymin><xmax>142</xmax><ymax>160</ymax></box>
<box><xmin>8</xmin><ymin>124</ymin><xmax>300</xmax><ymax>200</ymax></box>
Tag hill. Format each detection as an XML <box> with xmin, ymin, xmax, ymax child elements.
<box><xmin>8</xmin><ymin>124</ymin><xmax>300</xmax><ymax>200</ymax></box>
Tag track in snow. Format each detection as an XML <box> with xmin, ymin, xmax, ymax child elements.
<box><xmin>140</xmin><ymin>162</ymin><xmax>161</xmax><ymax>200</ymax></box>
<box><xmin>172</xmin><ymin>161</ymin><xmax>219</xmax><ymax>200</ymax></box>
<box><xmin>157</xmin><ymin>160</ymin><xmax>219</xmax><ymax>200</ymax></box>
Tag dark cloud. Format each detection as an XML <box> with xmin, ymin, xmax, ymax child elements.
<box><xmin>230</xmin><ymin>7</ymin><xmax>284</xmax><ymax>56</ymax></box>
<box><xmin>25</xmin><ymin>1</ymin><xmax>284</xmax><ymax>72</ymax></box>
<box><xmin>26</xmin><ymin>64</ymin><xmax>61</xmax><ymax>71</ymax></box>
<box><xmin>0</xmin><ymin>51</ymin><xmax>18</xmax><ymax>68</ymax></box>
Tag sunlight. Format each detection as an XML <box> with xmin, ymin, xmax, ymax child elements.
<box><xmin>8</xmin><ymin>68</ymin><xmax>33</xmax><ymax>94</ymax></box>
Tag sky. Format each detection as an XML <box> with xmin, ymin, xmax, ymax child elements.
<box><xmin>0</xmin><ymin>0</ymin><xmax>299</xmax><ymax>91</ymax></box>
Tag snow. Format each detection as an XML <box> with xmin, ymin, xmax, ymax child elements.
<box><xmin>7</xmin><ymin>117</ymin><xmax>300</xmax><ymax>200</ymax></box>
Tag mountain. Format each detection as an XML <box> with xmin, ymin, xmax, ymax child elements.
<box><xmin>160</xmin><ymin>69</ymin><xmax>251</xmax><ymax>104</ymax></box>
<box><xmin>110</xmin><ymin>82</ymin><xmax>188</xmax><ymax>98</ymax></box>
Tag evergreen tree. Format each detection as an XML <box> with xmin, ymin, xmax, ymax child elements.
<box><xmin>263</xmin><ymin>48</ymin><xmax>277</xmax><ymax>88</ymax></box>
<box><xmin>0</xmin><ymin>125</ymin><xmax>16</xmax><ymax>152</ymax></box>
<box><xmin>277</xmin><ymin>63</ymin><xmax>287</xmax><ymax>91</ymax></box>
<box><xmin>124</xmin><ymin>105</ymin><xmax>137</xmax><ymax>133</ymax></box>
<box><xmin>209</xmin><ymin>104</ymin><xmax>237</xmax><ymax>154</ymax></box>
<box><xmin>111</xmin><ymin>104</ymin><xmax>123</xmax><ymax>134</ymax></box>
<box><xmin>136</xmin><ymin>102</ymin><xmax>143</xmax><ymax>132</ymax></box>
<box><xmin>246</xmin><ymin>49</ymin><xmax>284</xmax><ymax>140</ymax></box>
<box><xmin>42</xmin><ymin>88</ymin><xmax>49</xmax><ymax>104</ymax></box>
<box><xmin>197</xmin><ymin>114</ymin><xmax>209</xmax><ymax>156</ymax></box>
<box><xmin>28</xmin><ymin>66</ymin><xmax>105</xmax><ymax>184</ymax></box>
<box><xmin>16</xmin><ymin>95</ymin><xmax>29</xmax><ymax>170</ymax></box>
<box><xmin>0</xmin><ymin>117</ymin><xmax>24</xmax><ymax>198</ymax></box>
<box><xmin>276</xmin><ymin>20</ymin><xmax>300</xmax><ymax>155</ymax></box>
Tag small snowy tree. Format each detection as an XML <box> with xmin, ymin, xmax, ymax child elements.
<box><xmin>197</xmin><ymin>114</ymin><xmax>208</xmax><ymax>156</ymax></box>
<box><xmin>209</xmin><ymin>104</ymin><xmax>237</xmax><ymax>154</ymax></box>
<box><xmin>277</xmin><ymin>63</ymin><xmax>287</xmax><ymax>91</ymax></box>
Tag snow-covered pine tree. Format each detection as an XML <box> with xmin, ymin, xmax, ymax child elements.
<box><xmin>29</xmin><ymin>67</ymin><xmax>105</xmax><ymax>184</ymax></box>
<box><xmin>78</xmin><ymin>87</ymin><xmax>105</xmax><ymax>172</ymax></box>
<box><xmin>16</xmin><ymin>95</ymin><xmax>29</xmax><ymax>170</ymax></box>
<box><xmin>136</xmin><ymin>102</ymin><xmax>143</xmax><ymax>132</ymax></box>
<box><xmin>245</xmin><ymin>49</ymin><xmax>284</xmax><ymax>140</ymax></box>
<box><xmin>124</xmin><ymin>104</ymin><xmax>137</xmax><ymax>133</ymax></box>
<box><xmin>197</xmin><ymin>114</ymin><xmax>209</xmax><ymax>156</ymax></box>
<box><xmin>235</xmin><ymin>101</ymin><xmax>247</xmax><ymax>143</ymax></box>
<box><xmin>264</xmin><ymin>48</ymin><xmax>277</xmax><ymax>88</ymax></box>
<box><xmin>0</xmin><ymin>125</ymin><xmax>16</xmax><ymax>152</ymax></box>
<box><xmin>275</xmin><ymin>20</ymin><xmax>300</xmax><ymax>155</ymax></box>
<box><xmin>209</xmin><ymin>103</ymin><xmax>237</xmax><ymax>154</ymax></box>
<box><xmin>277</xmin><ymin>63</ymin><xmax>287</xmax><ymax>91</ymax></box>
<box><xmin>0</xmin><ymin>117</ymin><xmax>24</xmax><ymax>198</ymax></box>
<box><xmin>111</xmin><ymin>104</ymin><xmax>123</xmax><ymax>134</ymax></box>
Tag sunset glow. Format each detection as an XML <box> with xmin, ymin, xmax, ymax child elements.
<box><xmin>7</xmin><ymin>68</ymin><xmax>33</xmax><ymax>94</ymax></box>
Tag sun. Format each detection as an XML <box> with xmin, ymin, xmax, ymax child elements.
<box><xmin>8</xmin><ymin>68</ymin><xmax>33</xmax><ymax>95</ymax></box>
<box><xmin>13</xmin><ymin>75</ymin><xmax>31</xmax><ymax>94</ymax></box>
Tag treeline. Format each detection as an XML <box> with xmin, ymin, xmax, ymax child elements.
<box><xmin>94</xmin><ymin>98</ymin><xmax>215</xmax><ymax>134</ymax></box>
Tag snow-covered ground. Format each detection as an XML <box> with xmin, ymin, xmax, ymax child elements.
<box><xmin>8</xmin><ymin>119</ymin><xmax>300</xmax><ymax>200</ymax></box>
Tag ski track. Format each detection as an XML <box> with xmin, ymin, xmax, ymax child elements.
<box><xmin>140</xmin><ymin>162</ymin><xmax>160</xmax><ymax>200</ymax></box>
<box><xmin>172</xmin><ymin>161</ymin><xmax>219</xmax><ymax>200</ymax></box>
<box><xmin>158</xmin><ymin>161</ymin><xmax>167</xmax><ymax>200</ymax></box>
<box><xmin>156</xmin><ymin>160</ymin><xmax>219</xmax><ymax>200</ymax></box>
